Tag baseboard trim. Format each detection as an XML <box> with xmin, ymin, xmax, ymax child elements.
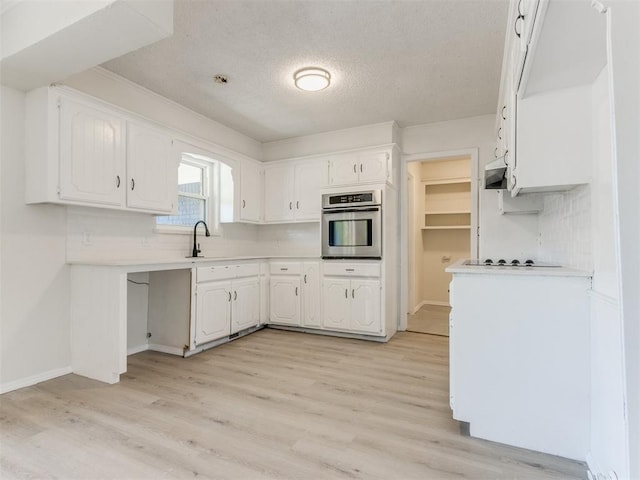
<box><xmin>127</xmin><ymin>344</ymin><xmax>149</xmax><ymax>356</ymax></box>
<box><xmin>1</xmin><ymin>366</ymin><xmax>73</xmax><ymax>394</ymax></box>
<box><xmin>148</xmin><ymin>344</ymin><xmax>185</xmax><ymax>356</ymax></box>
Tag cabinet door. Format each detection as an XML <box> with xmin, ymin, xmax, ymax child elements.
<box><xmin>269</xmin><ymin>276</ymin><xmax>301</xmax><ymax>325</ymax></box>
<box><xmin>322</xmin><ymin>277</ymin><xmax>351</xmax><ymax>330</ymax></box>
<box><xmin>196</xmin><ymin>281</ymin><xmax>231</xmax><ymax>345</ymax></box>
<box><xmin>358</xmin><ymin>151</ymin><xmax>390</xmax><ymax>184</ymax></box>
<box><xmin>350</xmin><ymin>279</ymin><xmax>381</xmax><ymax>334</ymax></box>
<box><xmin>302</xmin><ymin>262</ymin><xmax>321</xmax><ymax>328</ymax></box>
<box><xmin>240</xmin><ymin>159</ymin><xmax>263</xmax><ymax>222</ymax></box>
<box><xmin>327</xmin><ymin>154</ymin><xmax>358</xmax><ymax>186</ymax></box>
<box><xmin>59</xmin><ymin>98</ymin><xmax>125</xmax><ymax>206</ymax></box>
<box><xmin>293</xmin><ymin>161</ymin><xmax>323</xmax><ymax>221</ymax></box>
<box><xmin>126</xmin><ymin>122</ymin><xmax>177</xmax><ymax>213</ymax></box>
<box><xmin>264</xmin><ymin>164</ymin><xmax>294</xmax><ymax>222</ymax></box>
<box><xmin>231</xmin><ymin>277</ymin><xmax>260</xmax><ymax>334</ymax></box>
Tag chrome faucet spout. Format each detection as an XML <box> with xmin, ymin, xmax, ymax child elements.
<box><xmin>192</xmin><ymin>220</ymin><xmax>211</xmax><ymax>257</ymax></box>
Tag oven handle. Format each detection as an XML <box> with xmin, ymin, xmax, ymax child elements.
<box><xmin>322</xmin><ymin>207</ymin><xmax>381</xmax><ymax>214</ymax></box>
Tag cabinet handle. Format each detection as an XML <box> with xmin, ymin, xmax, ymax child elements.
<box><xmin>280</xmin><ymin>268</ymin><xmax>288</xmax><ymax>271</ymax></box>
<box><xmin>289</xmin><ymin>201</ymin><xmax>292</xmax><ymax>210</ymax></box>
<box><xmin>494</xmin><ymin>147</ymin><xmax>498</xmax><ymax>158</ymax></box>
<box><xmin>295</xmin><ymin>287</ymin><xmax>298</xmax><ymax>296</ymax></box>
<box><xmin>228</xmin><ymin>291</ymin><xmax>231</xmax><ymax>302</ymax></box>
<box><xmin>116</xmin><ymin>175</ymin><xmax>121</xmax><ymax>188</ymax></box>
<box><xmin>497</xmin><ymin>127</ymin><xmax>502</xmax><ymax>140</ymax></box>
<box><xmin>131</xmin><ymin>178</ymin><xmax>135</xmax><ymax>191</ymax></box>
<box><xmin>360</xmin><ymin>163</ymin><xmax>363</xmax><ymax>173</ymax></box>
<box><xmin>345</xmin><ymin>288</ymin><xmax>348</xmax><ymax>298</ymax></box>
<box><xmin>501</xmin><ymin>105</ymin><xmax>507</xmax><ymax>120</ymax></box>
<box><xmin>242</xmin><ymin>199</ymin><xmax>246</xmax><ymax>208</ymax></box>
<box><xmin>514</xmin><ymin>13</ymin><xmax>524</xmax><ymax>38</ymax></box>
<box><xmin>296</xmin><ymin>201</ymin><xmax>299</xmax><ymax>209</ymax></box>
<box><xmin>352</xmin><ymin>289</ymin><xmax>355</xmax><ymax>298</ymax></box>
<box><xmin>353</xmin><ymin>164</ymin><xmax>357</xmax><ymax>173</ymax></box>
<box><xmin>345</xmin><ymin>268</ymin><xmax>355</xmax><ymax>272</ymax></box>
<box><xmin>234</xmin><ymin>291</ymin><xmax>237</xmax><ymax>301</ymax></box>
<box><xmin>304</xmin><ymin>274</ymin><xmax>307</xmax><ymax>284</ymax></box>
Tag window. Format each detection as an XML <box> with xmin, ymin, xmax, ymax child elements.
<box><xmin>156</xmin><ymin>150</ymin><xmax>234</xmax><ymax>233</ymax></box>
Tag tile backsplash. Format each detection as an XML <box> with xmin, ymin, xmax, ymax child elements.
<box><xmin>538</xmin><ymin>184</ymin><xmax>592</xmax><ymax>271</ymax></box>
<box><xmin>66</xmin><ymin>206</ymin><xmax>320</xmax><ymax>262</ymax></box>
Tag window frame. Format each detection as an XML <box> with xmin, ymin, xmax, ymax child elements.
<box><xmin>155</xmin><ymin>153</ymin><xmax>223</xmax><ymax>236</ymax></box>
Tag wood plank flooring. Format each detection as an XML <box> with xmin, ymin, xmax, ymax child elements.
<box><xmin>407</xmin><ymin>305</ymin><xmax>450</xmax><ymax>336</ymax></box>
<box><xmin>1</xmin><ymin>329</ymin><xmax>586</xmax><ymax>479</ymax></box>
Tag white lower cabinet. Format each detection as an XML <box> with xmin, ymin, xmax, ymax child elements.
<box><xmin>322</xmin><ymin>262</ymin><xmax>382</xmax><ymax>336</ymax></box>
<box><xmin>194</xmin><ymin>264</ymin><xmax>260</xmax><ymax>346</ymax></box>
<box><xmin>196</xmin><ymin>280</ymin><xmax>232</xmax><ymax>345</ymax></box>
<box><xmin>269</xmin><ymin>275</ymin><xmax>301</xmax><ymax>326</ymax></box>
<box><xmin>269</xmin><ymin>261</ymin><xmax>321</xmax><ymax>327</ymax></box>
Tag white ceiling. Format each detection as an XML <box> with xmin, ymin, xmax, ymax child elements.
<box><xmin>101</xmin><ymin>0</ymin><xmax>509</xmax><ymax>143</ymax></box>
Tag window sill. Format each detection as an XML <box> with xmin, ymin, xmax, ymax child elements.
<box><xmin>154</xmin><ymin>225</ymin><xmax>222</xmax><ymax>236</ymax></box>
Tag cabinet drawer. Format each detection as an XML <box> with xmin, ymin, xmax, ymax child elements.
<box><xmin>197</xmin><ymin>265</ymin><xmax>236</xmax><ymax>282</ymax></box>
<box><xmin>197</xmin><ymin>263</ymin><xmax>260</xmax><ymax>282</ymax></box>
<box><xmin>270</xmin><ymin>262</ymin><xmax>302</xmax><ymax>275</ymax></box>
<box><xmin>323</xmin><ymin>262</ymin><xmax>380</xmax><ymax>277</ymax></box>
<box><xmin>234</xmin><ymin>263</ymin><xmax>260</xmax><ymax>278</ymax></box>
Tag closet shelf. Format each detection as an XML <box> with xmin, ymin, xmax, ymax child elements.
<box><xmin>421</xmin><ymin>225</ymin><xmax>472</xmax><ymax>230</ymax></box>
<box><xmin>424</xmin><ymin>210</ymin><xmax>471</xmax><ymax>215</ymax></box>
<box><xmin>422</xmin><ymin>177</ymin><xmax>471</xmax><ymax>186</ymax></box>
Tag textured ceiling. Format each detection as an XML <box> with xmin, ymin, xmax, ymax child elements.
<box><xmin>102</xmin><ymin>0</ymin><xmax>509</xmax><ymax>143</ymax></box>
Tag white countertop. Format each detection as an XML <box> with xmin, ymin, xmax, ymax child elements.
<box><xmin>67</xmin><ymin>255</ymin><xmax>321</xmax><ymax>269</ymax></box>
<box><xmin>446</xmin><ymin>259</ymin><xmax>592</xmax><ymax>277</ymax></box>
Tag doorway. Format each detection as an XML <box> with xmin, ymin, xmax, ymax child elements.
<box><xmin>403</xmin><ymin>153</ymin><xmax>478</xmax><ymax>336</ymax></box>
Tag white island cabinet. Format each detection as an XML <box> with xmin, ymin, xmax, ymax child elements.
<box><xmin>447</xmin><ymin>261</ymin><xmax>592</xmax><ymax>460</ymax></box>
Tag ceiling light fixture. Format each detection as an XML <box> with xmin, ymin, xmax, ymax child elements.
<box><xmin>294</xmin><ymin>67</ymin><xmax>331</xmax><ymax>91</ymax></box>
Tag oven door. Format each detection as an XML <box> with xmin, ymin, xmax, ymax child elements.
<box><xmin>322</xmin><ymin>207</ymin><xmax>382</xmax><ymax>259</ymax></box>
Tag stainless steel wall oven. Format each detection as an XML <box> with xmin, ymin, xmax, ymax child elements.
<box><xmin>321</xmin><ymin>190</ymin><xmax>382</xmax><ymax>259</ymax></box>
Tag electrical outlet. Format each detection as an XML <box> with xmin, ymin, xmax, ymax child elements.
<box><xmin>81</xmin><ymin>231</ymin><xmax>92</xmax><ymax>246</ymax></box>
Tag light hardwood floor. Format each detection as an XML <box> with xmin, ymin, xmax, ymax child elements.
<box><xmin>407</xmin><ymin>305</ymin><xmax>451</xmax><ymax>336</ymax></box>
<box><xmin>1</xmin><ymin>329</ymin><xmax>586</xmax><ymax>479</ymax></box>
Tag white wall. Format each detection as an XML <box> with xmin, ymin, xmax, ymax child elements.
<box><xmin>0</xmin><ymin>85</ymin><xmax>71</xmax><ymax>392</ymax></box>
<box><xmin>402</xmin><ymin>114</ymin><xmax>539</xmax><ymax>260</ymax></box>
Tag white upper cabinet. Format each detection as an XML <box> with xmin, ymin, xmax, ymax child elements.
<box><xmin>26</xmin><ymin>86</ymin><xmax>179</xmax><ymax>214</ymax></box>
<box><xmin>126</xmin><ymin>122</ymin><xmax>177</xmax><ymax>213</ymax></box>
<box><xmin>58</xmin><ymin>97</ymin><xmax>125</xmax><ymax>206</ymax></box>
<box><xmin>496</xmin><ymin>0</ymin><xmax>602</xmax><ymax>196</ymax></box>
<box><xmin>327</xmin><ymin>149</ymin><xmax>392</xmax><ymax>186</ymax></box>
<box><xmin>292</xmin><ymin>162</ymin><xmax>323</xmax><ymax>221</ymax></box>
<box><xmin>264</xmin><ymin>160</ymin><xmax>323</xmax><ymax>223</ymax></box>
<box><xmin>238</xmin><ymin>159</ymin><xmax>263</xmax><ymax>223</ymax></box>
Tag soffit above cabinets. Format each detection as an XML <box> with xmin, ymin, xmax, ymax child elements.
<box><xmin>100</xmin><ymin>0</ymin><xmax>509</xmax><ymax>143</ymax></box>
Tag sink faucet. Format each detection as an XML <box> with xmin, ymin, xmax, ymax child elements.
<box><xmin>192</xmin><ymin>220</ymin><xmax>211</xmax><ymax>257</ymax></box>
